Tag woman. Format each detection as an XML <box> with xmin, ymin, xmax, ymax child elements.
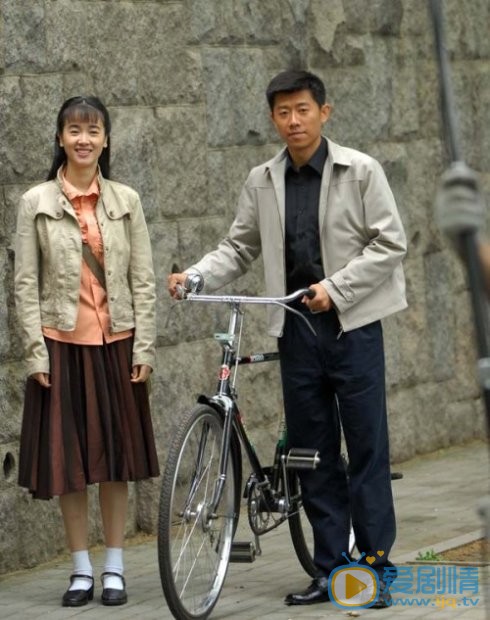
<box><xmin>14</xmin><ymin>96</ymin><xmax>159</xmax><ymax>607</ymax></box>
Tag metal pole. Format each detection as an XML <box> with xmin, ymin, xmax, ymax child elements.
<box><xmin>428</xmin><ymin>0</ymin><xmax>490</xmax><ymax>428</ymax></box>
<box><xmin>428</xmin><ymin>1</ymin><xmax>490</xmax><ymax>606</ymax></box>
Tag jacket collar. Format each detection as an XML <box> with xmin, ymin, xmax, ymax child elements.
<box><xmin>265</xmin><ymin>137</ymin><xmax>353</xmax><ymax>233</ymax></box>
<box><xmin>50</xmin><ymin>166</ymin><xmax>102</xmax><ymax>219</ymax></box>
<box><xmin>265</xmin><ymin>137</ymin><xmax>353</xmax><ymax>172</ymax></box>
<box><xmin>45</xmin><ymin>167</ymin><xmax>129</xmax><ymax>220</ymax></box>
<box><xmin>55</xmin><ymin>164</ymin><xmax>101</xmax><ymax>194</ymax></box>
<box><xmin>327</xmin><ymin>138</ymin><xmax>356</xmax><ymax>167</ymax></box>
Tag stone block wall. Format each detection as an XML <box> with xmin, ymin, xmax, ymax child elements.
<box><xmin>0</xmin><ymin>0</ymin><xmax>489</xmax><ymax>573</ymax></box>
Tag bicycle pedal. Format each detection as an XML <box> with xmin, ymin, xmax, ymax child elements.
<box><xmin>286</xmin><ymin>448</ymin><xmax>320</xmax><ymax>470</ymax></box>
<box><xmin>229</xmin><ymin>541</ymin><xmax>256</xmax><ymax>563</ymax></box>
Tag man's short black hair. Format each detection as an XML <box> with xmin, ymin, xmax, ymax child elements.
<box><xmin>266</xmin><ymin>70</ymin><xmax>327</xmax><ymax>110</ymax></box>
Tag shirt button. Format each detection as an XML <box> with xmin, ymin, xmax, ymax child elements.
<box><xmin>56</xmin><ymin>211</ymin><xmax>62</xmax><ymax>217</ymax></box>
<box><xmin>109</xmin><ymin>210</ymin><xmax>115</xmax><ymax>216</ymax></box>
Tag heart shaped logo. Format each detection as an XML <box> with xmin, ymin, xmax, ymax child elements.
<box><xmin>366</xmin><ymin>555</ymin><xmax>376</xmax><ymax>565</ymax></box>
<box><xmin>377</xmin><ymin>550</ymin><xmax>385</xmax><ymax>557</ymax></box>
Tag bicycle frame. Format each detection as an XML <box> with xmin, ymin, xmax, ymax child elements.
<box><xmin>158</xmin><ymin>287</ymin><xmax>334</xmax><ymax>620</ymax></box>
<box><xmin>180</xmin><ymin>289</ymin><xmax>315</xmax><ymax>519</ymax></box>
<box><xmin>200</xmin><ymin>314</ymin><xmax>279</xmax><ymax>518</ymax></box>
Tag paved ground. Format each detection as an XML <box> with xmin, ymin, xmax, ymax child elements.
<box><xmin>1</xmin><ymin>440</ymin><xmax>489</xmax><ymax>619</ymax></box>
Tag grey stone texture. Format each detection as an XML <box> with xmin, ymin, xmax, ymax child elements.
<box><xmin>0</xmin><ymin>0</ymin><xmax>489</xmax><ymax>574</ymax></box>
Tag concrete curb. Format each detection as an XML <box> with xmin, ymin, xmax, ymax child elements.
<box><xmin>394</xmin><ymin>528</ymin><xmax>484</xmax><ymax>563</ymax></box>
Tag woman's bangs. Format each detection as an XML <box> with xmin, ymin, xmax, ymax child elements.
<box><xmin>61</xmin><ymin>103</ymin><xmax>105</xmax><ymax>129</ymax></box>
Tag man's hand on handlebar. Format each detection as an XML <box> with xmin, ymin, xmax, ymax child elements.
<box><xmin>302</xmin><ymin>283</ymin><xmax>332</xmax><ymax>313</ymax></box>
<box><xmin>168</xmin><ymin>273</ymin><xmax>331</xmax><ymax>310</ymax></box>
<box><xmin>168</xmin><ymin>272</ymin><xmax>204</xmax><ymax>299</ymax></box>
<box><xmin>168</xmin><ymin>272</ymin><xmax>187</xmax><ymax>299</ymax></box>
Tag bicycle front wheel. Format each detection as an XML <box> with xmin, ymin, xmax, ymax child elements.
<box><xmin>158</xmin><ymin>404</ymin><xmax>238</xmax><ymax>620</ymax></box>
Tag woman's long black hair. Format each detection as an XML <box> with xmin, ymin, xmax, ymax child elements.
<box><xmin>46</xmin><ymin>96</ymin><xmax>112</xmax><ymax>181</ymax></box>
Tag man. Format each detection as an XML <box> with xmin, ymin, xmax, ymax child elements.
<box><xmin>168</xmin><ymin>69</ymin><xmax>407</xmax><ymax>608</ymax></box>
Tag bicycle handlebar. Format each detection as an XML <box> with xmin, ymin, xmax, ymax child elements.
<box><xmin>178</xmin><ymin>286</ymin><xmax>316</xmax><ymax>306</ymax></box>
<box><xmin>174</xmin><ymin>275</ymin><xmax>318</xmax><ymax>334</ymax></box>
<box><xmin>176</xmin><ymin>271</ymin><xmax>316</xmax><ymax>304</ymax></box>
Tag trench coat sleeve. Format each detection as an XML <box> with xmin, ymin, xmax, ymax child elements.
<box><xmin>127</xmin><ymin>194</ymin><xmax>156</xmax><ymax>369</ymax></box>
<box><xmin>322</xmin><ymin>159</ymin><xmax>407</xmax><ymax>313</ymax></box>
<box><xmin>14</xmin><ymin>195</ymin><xmax>50</xmax><ymax>377</ymax></box>
<box><xmin>189</xmin><ymin>179</ymin><xmax>262</xmax><ymax>291</ymax></box>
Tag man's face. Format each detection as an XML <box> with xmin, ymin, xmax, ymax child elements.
<box><xmin>270</xmin><ymin>89</ymin><xmax>331</xmax><ymax>160</ymax></box>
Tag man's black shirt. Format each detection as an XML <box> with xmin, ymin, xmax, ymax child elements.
<box><xmin>284</xmin><ymin>138</ymin><xmax>327</xmax><ymax>294</ymax></box>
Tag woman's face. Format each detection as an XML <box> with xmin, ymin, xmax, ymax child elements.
<box><xmin>59</xmin><ymin>115</ymin><xmax>107</xmax><ymax>173</ymax></box>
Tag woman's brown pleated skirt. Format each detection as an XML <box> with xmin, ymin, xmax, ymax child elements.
<box><xmin>18</xmin><ymin>337</ymin><xmax>160</xmax><ymax>500</ymax></box>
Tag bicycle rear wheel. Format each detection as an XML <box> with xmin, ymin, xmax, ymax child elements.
<box><xmin>287</xmin><ymin>471</ymin><xmax>356</xmax><ymax>577</ymax></box>
<box><xmin>158</xmin><ymin>404</ymin><xmax>239</xmax><ymax>620</ymax></box>
<box><xmin>287</xmin><ymin>471</ymin><xmax>318</xmax><ymax>577</ymax></box>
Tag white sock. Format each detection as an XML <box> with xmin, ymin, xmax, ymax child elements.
<box><xmin>103</xmin><ymin>547</ymin><xmax>124</xmax><ymax>590</ymax></box>
<box><xmin>69</xmin><ymin>550</ymin><xmax>93</xmax><ymax>591</ymax></box>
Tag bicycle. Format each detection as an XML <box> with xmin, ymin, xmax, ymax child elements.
<box><xmin>157</xmin><ymin>277</ymin><xmax>356</xmax><ymax>620</ymax></box>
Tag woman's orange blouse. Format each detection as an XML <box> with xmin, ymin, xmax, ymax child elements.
<box><xmin>42</xmin><ymin>173</ymin><xmax>133</xmax><ymax>345</ymax></box>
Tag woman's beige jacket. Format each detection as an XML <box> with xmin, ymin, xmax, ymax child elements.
<box><xmin>14</xmin><ymin>171</ymin><xmax>156</xmax><ymax>377</ymax></box>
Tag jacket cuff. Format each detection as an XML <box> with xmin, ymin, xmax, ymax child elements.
<box><xmin>322</xmin><ymin>274</ymin><xmax>355</xmax><ymax>314</ymax></box>
<box><xmin>26</xmin><ymin>359</ymin><xmax>50</xmax><ymax>379</ymax></box>
<box><xmin>132</xmin><ymin>351</ymin><xmax>155</xmax><ymax>371</ymax></box>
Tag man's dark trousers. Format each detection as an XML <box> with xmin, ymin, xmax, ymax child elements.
<box><xmin>278</xmin><ymin>308</ymin><xmax>396</xmax><ymax>578</ymax></box>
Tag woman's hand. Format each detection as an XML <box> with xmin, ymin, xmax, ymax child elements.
<box><xmin>131</xmin><ymin>364</ymin><xmax>152</xmax><ymax>383</ymax></box>
<box><xmin>31</xmin><ymin>372</ymin><xmax>51</xmax><ymax>388</ymax></box>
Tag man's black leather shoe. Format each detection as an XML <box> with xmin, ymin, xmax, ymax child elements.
<box><xmin>61</xmin><ymin>574</ymin><xmax>94</xmax><ymax>607</ymax></box>
<box><xmin>372</xmin><ymin>580</ymin><xmax>392</xmax><ymax>608</ymax></box>
<box><xmin>284</xmin><ymin>577</ymin><xmax>330</xmax><ymax>605</ymax></box>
